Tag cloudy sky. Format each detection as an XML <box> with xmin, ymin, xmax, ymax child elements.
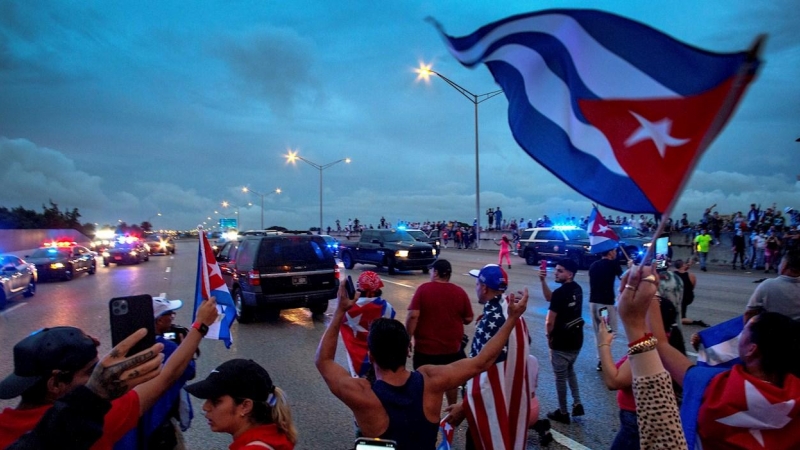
<box><xmin>2</xmin><ymin>0</ymin><xmax>798</xmax><ymax>232</ymax></box>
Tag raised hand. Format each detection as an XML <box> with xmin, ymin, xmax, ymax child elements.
<box><xmin>86</xmin><ymin>328</ymin><xmax>164</xmax><ymax>400</ymax></box>
<box><xmin>506</xmin><ymin>287</ymin><xmax>529</xmax><ymax>319</ymax></box>
<box><xmin>197</xmin><ymin>296</ymin><xmax>219</xmax><ymax>325</ymax></box>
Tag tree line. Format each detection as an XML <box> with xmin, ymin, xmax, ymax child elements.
<box><xmin>0</xmin><ymin>201</ymin><xmax>96</xmax><ymax>235</ymax></box>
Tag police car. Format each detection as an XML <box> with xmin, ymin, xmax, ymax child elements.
<box><xmin>516</xmin><ymin>226</ymin><xmax>596</xmax><ymax>269</ymax></box>
<box><xmin>26</xmin><ymin>241</ymin><xmax>97</xmax><ymax>281</ymax></box>
<box><xmin>102</xmin><ymin>236</ymin><xmax>150</xmax><ymax>266</ymax></box>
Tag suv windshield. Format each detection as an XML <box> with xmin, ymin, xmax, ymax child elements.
<box><xmin>31</xmin><ymin>248</ymin><xmax>69</xmax><ymax>258</ymax></box>
<box><xmin>611</xmin><ymin>226</ymin><xmax>643</xmax><ymax>238</ymax></box>
<box><xmin>405</xmin><ymin>230</ymin><xmax>428</xmax><ymax>241</ymax></box>
<box><xmin>520</xmin><ymin>229</ymin><xmax>535</xmax><ymax>240</ymax></box>
<box><xmin>563</xmin><ymin>229</ymin><xmax>590</xmax><ymax>240</ymax></box>
<box><xmin>382</xmin><ymin>231</ymin><xmax>416</xmax><ymax>243</ymax></box>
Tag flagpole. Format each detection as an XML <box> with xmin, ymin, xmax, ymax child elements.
<box><xmin>637</xmin><ymin>36</ymin><xmax>764</xmax><ymax>267</ymax></box>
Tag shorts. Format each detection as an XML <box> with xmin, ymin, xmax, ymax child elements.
<box><xmin>412</xmin><ymin>350</ymin><xmax>466</xmax><ymax>369</ymax></box>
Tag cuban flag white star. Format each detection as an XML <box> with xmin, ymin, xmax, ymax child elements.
<box><xmin>344</xmin><ymin>312</ymin><xmax>368</xmax><ymax>336</ymax></box>
<box><xmin>206</xmin><ymin>261</ymin><xmax>222</xmax><ymax>281</ymax></box>
<box><xmin>716</xmin><ymin>380</ymin><xmax>796</xmax><ymax>447</ymax></box>
<box><xmin>625</xmin><ymin>112</ymin><xmax>690</xmax><ymax>158</ymax></box>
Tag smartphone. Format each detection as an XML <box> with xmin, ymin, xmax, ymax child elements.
<box><xmin>599</xmin><ymin>306</ymin><xmax>612</xmax><ymax>332</ymax></box>
<box><xmin>540</xmin><ymin>259</ymin><xmax>547</xmax><ymax>272</ymax></box>
<box><xmin>109</xmin><ymin>294</ymin><xmax>156</xmax><ymax>356</ymax></box>
<box><xmin>345</xmin><ymin>275</ymin><xmax>356</xmax><ymax>300</ymax></box>
<box><xmin>354</xmin><ymin>438</ymin><xmax>397</xmax><ymax>450</ymax></box>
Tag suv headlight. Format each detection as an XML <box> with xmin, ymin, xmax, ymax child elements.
<box><xmin>395</xmin><ymin>250</ymin><xmax>409</xmax><ymax>258</ymax></box>
<box><xmin>432</xmin><ymin>248</ymin><xmax>438</xmax><ymax>256</ymax></box>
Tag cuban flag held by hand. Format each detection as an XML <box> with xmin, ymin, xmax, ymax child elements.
<box><xmin>194</xmin><ymin>227</ymin><xmax>236</xmax><ymax>348</ymax></box>
<box><xmin>588</xmin><ymin>206</ymin><xmax>619</xmax><ymax>254</ymax></box>
<box><xmin>340</xmin><ymin>296</ymin><xmax>395</xmax><ymax>378</ymax></box>
<box><xmin>435</xmin><ymin>9</ymin><xmax>761</xmax><ymax>213</ymax></box>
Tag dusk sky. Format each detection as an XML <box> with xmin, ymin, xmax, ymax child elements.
<box><xmin>2</xmin><ymin>0</ymin><xmax>798</xmax><ymax>232</ymax></box>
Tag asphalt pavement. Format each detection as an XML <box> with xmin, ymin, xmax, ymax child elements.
<box><xmin>0</xmin><ymin>241</ymin><xmax>767</xmax><ymax>449</ymax></box>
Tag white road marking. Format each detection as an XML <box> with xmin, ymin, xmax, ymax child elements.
<box><xmin>551</xmin><ymin>429</ymin><xmax>594</xmax><ymax>450</ymax></box>
<box><xmin>380</xmin><ymin>279</ymin><xmax>415</xmax><ymax>289</ymax></box>
<box><xmin>0</xmin><ymin>303</ymin><xmax>27</xmax><ymax>315</ymax></box>
<box><xmin>165</xmin><ymin>267</ymin><xmax>171</xmax><ymax>273</ymax></box>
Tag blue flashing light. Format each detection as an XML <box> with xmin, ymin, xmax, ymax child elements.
<box><xmin>552</xmin><ymin>225</ymin><xmax>579</xmax><ymax>230</ymax></box>
<box><xmin>622</xmin><ymin>226</ymin><xmax>633</xmax><ymax>230</ymax></box>
<box><xmin>396</xmin><ymin>225</ymin><xmax>407</xmax><ymax>230</ymax></box>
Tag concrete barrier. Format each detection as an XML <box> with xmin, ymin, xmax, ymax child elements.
<box><xmin>0</xmin><ymin>229</ymin><xmax>92</xmax><ymax>256</ymax></box>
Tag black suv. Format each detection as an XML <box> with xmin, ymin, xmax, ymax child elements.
<box><xmin>216</xmin><ymin>234</ymin><xmax>340</xmax><ymax>322</ymax></box>
<box><xmin>516</xmin><ymin>227</ymin><xmax>596</xmax><ymax>269</ymax></box>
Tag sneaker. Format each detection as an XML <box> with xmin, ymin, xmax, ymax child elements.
<box><xmin>539</xmin><ymin>432</ymin><xmax>554</xmax><ymax>446</ymax></box>
<box><xmin>572</xmin><ymin>403</ymin><xmax>585</xmax><ymax>417</ymax></box>
<box><xmin>547</xmin><ymin>409</ymin><xmax>571</xmax><ymax>425</ymax></box>
<box><xmin>692</xmin><ymin>320</ymin><xmax>711</xmax><ymax>328</ymax></box>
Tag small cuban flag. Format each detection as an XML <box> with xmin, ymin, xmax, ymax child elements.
<box><xmin>436</xmin><ymin>418</ymin><xmax>454</xmax><ymax>450</ymax></box>
<box><xmin>696</xmin><ymin>315</ymin><xmax>744</xmax><ymax>368</ymax></box>
<box><xmin>194</xmin><ymin>226</ymin><xmax>236</xmax><ymax>348</ymax></box>
<box><xmin>587</xmin><ymin>206</ymin><xmax>620</xmax><ymax>254</ymax></box>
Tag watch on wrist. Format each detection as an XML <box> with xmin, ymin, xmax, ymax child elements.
<box><xmin>192</xmin><ymin>321</ymin><xmax>209</xmax><ymax>336</ymax></box>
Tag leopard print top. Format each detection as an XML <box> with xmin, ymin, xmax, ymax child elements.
<box><xmin>632</xmin><ymin>371</ymin><xmax>688</xmax><ymax>449</ymax></box>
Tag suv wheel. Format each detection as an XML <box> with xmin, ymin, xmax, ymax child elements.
<box><xmin>233</xmin><ymin>288</ymin><xmax>255</xmax><ymax>323</ymax></box>
<box><xmin>525</xmin><ymin>251</ymin><xmax>538</xmax><ymax>266</ymax></box>
<box><xmin>387</xmin><ymin>257</ymin><xmax>397</xmax><ymax>275</ymax></box>
<box><xmin>309</xmin><ymin>301</ymin><xmax>328</xmax><ymax>315</ymax></box>
<box><xmin>23</xmin><ymin>277</ymin><xmax>36</xmax><ymax>297</ymax></box>
<box><xmin>63</xmin><ymin>264</ymin><xmax>74</xmax><ymax>281</ymax></box>
<box><xmin>341</xmin><ymin>251</ymin><xmax>355</xmax><ymax>270</ymax></box>
<box><xmin>103</xmin><ymin>259</ymin><xmax>110</xmax><ymax>267</ymax></box>
<box><xmin>88</xmin><ymin>261</ymin><xmax>96</xmax><ymax>275</ymax></box>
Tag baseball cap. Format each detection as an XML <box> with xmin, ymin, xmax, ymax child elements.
<box><xmin>428</xmin><ymin>259</ymin><xmax>452</xmax><ymax>276</ymax></box>
<box><xmin>557</xmin><ymin>258</ymin><xmax>579</xmax><ymax>275</ymax></box>
<box><xmin>0</xmin><ymin>327</ymin><xmax>99</xmax><ymax>399</ymax></box>
<box><xmin>152</xmin><ymin>297</ymin><xmax>183</xmax><ymax>319</ymax></box>
<box><xmin>185</xmin><ymin>359</ymin><xmax>273</xmax><ymax>402</ymax></box>
<box><xmin>469</xmin><ymin>264</ymin><xmax>508</xmax><ymax>291</ymax></box>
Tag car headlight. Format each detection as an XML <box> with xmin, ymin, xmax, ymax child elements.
<box><xmin>130</xmin><ymin>251</ymin><xmax>137</xmax><ymax>256</ymax></box>
<box><xmin>432</xmin><ymin>249</ymin><xmax>438</xmax><ymax>256</ymax></box>
<box><xmin>395</xmin><ymin>250</ymin><xmax>409</xmax><ymax>258</ymax></box>
<box><xmin>50</xmin><ymin>262</ymin><xmax>65</xmax><ymax>269</ymax></box>
<box><xmin>643</xmin><ymin>242</ymin><xmax>652</xmax><ymax>247</ymax></box>
<box><xmin>102</xmin><ymin>251</ymin><xmax>110</xmax><ymax>257</ymax></box>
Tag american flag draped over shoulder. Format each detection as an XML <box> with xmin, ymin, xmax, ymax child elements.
<box><xmin>194</xmin><ymin>227</ymin><xmax>236</xmax><ymax>348</ymax></box>
<box><xmin>435</xmin><ymin>9</ymin><xmax>760</xmax><ymax>214</ymax></box>
<box><xmin>465</xmin><ymin>296</ymin><xmax>530</xmax><ymax>450</ymax></box>
<box><xmin>339</xmin><ymin>296</ymin><xmax>395</xmax><ymax>378</ymax></box>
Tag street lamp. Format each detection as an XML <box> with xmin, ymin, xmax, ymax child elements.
<box><xmin>221</xmin><ymin>200</ymin><xmax>244</xmax><ymax>230</ymax></box>
<box><xmin>285</xmin><ymin>150</ymin><xmax>351</xmax><ymax>233</ymax></box>
<box><xmin>415</xmin><ymin>62</ymin><xmax>503</xmax><ymax>248</ymax></box>
<box><xmin>242</xmin><ymin>187</ymin><xmax>282</xmax><ymax>229</ymax></box>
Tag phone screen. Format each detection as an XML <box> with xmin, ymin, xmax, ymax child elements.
<box><xmin>599</xmin><ymin>307</ymin><xmax>612</xmax><ymax>332</ymax></box>
<box><xmin>345</xmin><ymin>275</ymin><xmax>356</xmax><ymax>300</ymax></box>
<box><xmin>356</xmin><ymin>443</ymin><xmax>396</xmax><ymax>450</ymax></box>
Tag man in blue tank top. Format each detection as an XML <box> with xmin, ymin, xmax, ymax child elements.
<box><xmin>316</xmin><ymin>282</ymin><xmax>528</xmax><ymax>449</ymax></box>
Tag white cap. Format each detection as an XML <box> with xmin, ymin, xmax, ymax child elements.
<box><xmin>152</xmin><ymin>297</ymin><xmax>183</xmax><ymax>318</ymax></box>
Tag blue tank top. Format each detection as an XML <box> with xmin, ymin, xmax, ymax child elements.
<box><xmin>371</xmin><ymin>371</ymin><xmax>439</xmax><ymax>450</ymax></box>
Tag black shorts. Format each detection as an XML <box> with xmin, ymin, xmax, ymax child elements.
<box><xmin>412</xmin><ymin>350</ymin><xmax>466</xmax><ymax>370</ymax></box>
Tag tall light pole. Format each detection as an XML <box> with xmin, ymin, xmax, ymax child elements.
<box><xmin>221</xmin><ymin>201</ymin><xmax>240</xmax><ymax>229</ymax></box>
<box><xmin>285</xmin><ymin>150</ymin><xmax>351</xmax><ymax>233</ymax></box>
<box><xmin>416</xmin><ymin>62</ymin><xmax>502</xmax><ymax>248</ymax></box>
<box><xmin>242</xmin><ymin>187</ymin><xmax>281</xmax><ymax>229</ymax></box>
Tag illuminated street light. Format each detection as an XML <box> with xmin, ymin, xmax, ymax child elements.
<box><xmin>221</xmin><ymin>200</ymin><xmax>242</xmax><ymax>230</ymax></box>
<box><xmin>242</xmin><ymin>186</ymin><xmax>282</xmax><ymax>229</ymax></box>
<box><xmin>285</xmin><ymin>150</ymin><xmax>351</xmax><ymax>233</ymax></box>
<box><xmin>415</xmin><ymin>62</ymin><xmax>503</xmax><ymax>248</ymax></box>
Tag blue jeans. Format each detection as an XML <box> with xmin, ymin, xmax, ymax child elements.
<box><xmin>550</xmin><ymin>349</ymin><xmax>582</xmax><ymax>413</ymax></box>
<box><xmin>611</xmin><ymin>409</ymin><xmax>640</xmax><ymax>450</ymax></box>
<box><xmin>698</xmin><ymin>251</ymin><xmax>708</xmax><ymax>269</ymax></box>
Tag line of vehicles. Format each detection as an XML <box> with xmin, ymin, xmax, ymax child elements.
<box><xmin>0</xmin><ymin>234</ymin><xmax>178</xmax><ymax>310</ymax></box>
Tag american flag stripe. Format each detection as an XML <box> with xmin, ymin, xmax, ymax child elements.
<box><xmin>465</xmin><ymin>297</ymin><xmax>530</xmax><ymax>450</ymax></box>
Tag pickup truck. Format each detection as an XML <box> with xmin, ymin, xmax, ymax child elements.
<box><xmin>339</xmin><ymin>229</ymin><xmax>437</xmax><ymax>275</ymax></box>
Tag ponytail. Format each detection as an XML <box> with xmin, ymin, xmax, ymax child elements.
<box><xmin>271</xmin><ymin>386</ymin><xmax>298</xmax><ymax>444</ymax></box>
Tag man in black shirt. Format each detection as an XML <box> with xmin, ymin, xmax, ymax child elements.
<box><xmin>588</xmin><ymin>248</ymin><xmax>622</xmax><ymax>370</ymax></box>
<box><xmin>539</xmin><ymin>258</ymin><xmax>584</xmax><ymax>424</ymax></box>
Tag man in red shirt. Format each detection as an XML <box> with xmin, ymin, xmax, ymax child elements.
<box><xmin>0</xmin><ymin>297</ymin><xmax>218</xmax><ymax>450</ymax></box>
<box><xmin>406</xmin><ymin>259</ymin><xmax>474</xmax><ymax>405</ymax></box>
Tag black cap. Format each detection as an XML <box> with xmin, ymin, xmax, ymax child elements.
<box><xmin>185</xmin><ymin>359</ymin><xmax>274</xmax><ymax>402</ymax></box>
<box><xmin>428</xmin><ymin>259</ymin><xmax>452</xmax><ymax>276</ymax></box>
<box><xmin>0</xmin><ymin>327</ymin><xmax>99</xmax><ymax>399</ymax></box>
<box><xmin>557</xmin><ymin>258</ymin><xmax>578</xmax><ymax>275</ymax></box>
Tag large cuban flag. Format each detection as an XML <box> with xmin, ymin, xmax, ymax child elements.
<box><xmin>587</xmin><ymin>206</ymin><xmax>619</xmax><ymax>254</ymax></box>
<box><xmin>435</xmin><ymin>9</ymin><xmax>761</xmax><ymax>213</ymax></box>
<box><xmin>194</xmin><ymin>227</ymin><xmax>236</xmax><ymax>348</ymax></box>
<box><xmin>340</xmin><ymin>295</ymin><xmax>395</xmax><ymax>378</ymax></box>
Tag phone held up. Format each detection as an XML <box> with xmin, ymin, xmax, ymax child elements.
<box><xmin>354</xmin><ymin>437</ymin><xmax>397</xmax><ymax>450</ymax></box>
<box><xmin>345</xmin><ymin>275</ymin><xmax>356</xmax><ymax>300</ymax></box>
<box><xmin>109</xmin><ymin>294</ymin><xmax>156</xmax><ymax>356</ymax></box>
<box><xmin>540</xmin><ymin>259</ymin><xmax>547</xmax><ymax>273</ymax></box>
<box><xmin>599</xmin><ymin>306</ymin><xmax>612</xmax><ymax>333</ymax></box>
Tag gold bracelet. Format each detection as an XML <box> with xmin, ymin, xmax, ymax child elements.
<box><xmin>597</xmin><ymin>343</ymin><xmax>611</xmax><ymax>348</ymax></box>
<box><xmin>628</xmin><ymin>337</ymin><xmax>658</xmax><ymax>355</ymax></box>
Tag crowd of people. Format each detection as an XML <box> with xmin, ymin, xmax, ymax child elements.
<box><xmin>3</xmin><ymin>244</ymin><xmax>800</xmax><ymax>449</ymax></box>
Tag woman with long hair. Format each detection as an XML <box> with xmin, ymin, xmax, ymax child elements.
<box><xmin>185</xmin><ymin>359</ymin><xmax>297</xmax><ymax>449</ymax></box>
